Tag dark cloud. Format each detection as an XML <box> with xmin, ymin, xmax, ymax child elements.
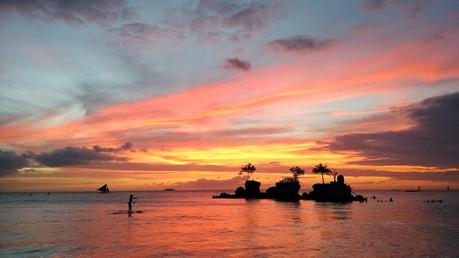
<box><xmin>326</xmin><ymin>92</ymin><xmax>459</xmax><ymax>168</ymax></box>
<box><xmin>267</xmin><ymin>35</ymin><xmax>334</xmax><ymax>54</ymax></box>
<box><xmin>362</xmin><ymin>0</ymin><xmax>428</xmax><ymax>18</ymax></box>
<box><xmin>0</xmin><ymin>143</ymin><xmax>134</xmax><ymax>175</ymax></box>
<box><xmin>0</xmin><ymin>0</ymin><xmax>136</xmax><ymax>26</ymax></box>
<box><xmin>35</xmin><ymin>146</ymin><xmax>123</xmax><ymax>167</ymax></box>
<box><xmin>93</xmin><ymin>142</ymin><xmax>133</xmax><ymax>152</ymax></box>
<box><xmin>92</xmin><ymin>145</ymin><xmax>115</xmax><ymax>152</ymax></box>
<box><xmin>0</xmin><ymin>150</ymin><xmax>29</xmax><ymax>176</ymax></box>
<box><xmin>223</xmin><ymin>58</ymin><xmax>251</xmax><ymax>71</ymax></box>
<box><xmin>119</xmin><ymin>142</ymin><xmax>133</xmax><ymax>151</ymax></box>
<box><xmin>362</xmin><ymin>0</ymin><xmax>387</xmax><ymax>10</ymax></box>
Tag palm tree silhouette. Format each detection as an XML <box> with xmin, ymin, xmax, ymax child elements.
<box><xmin>330</xmin><ymin>170</ymin><xmax>338</xmax><ymax>182</ymax></box>
<box><xmin>312</xmin><ymin>163</ymin><xmax>331</xmax><ymax>184</ymax></box>
<box><xmin>239</xmin><ymin>163</ymin><xmax>256</xmax><ymax>180</ymax></box>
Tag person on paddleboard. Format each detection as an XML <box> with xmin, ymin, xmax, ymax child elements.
<box><xmin>128</xmin><ymin>194</ymin><xmax>136</xmax><ymax>214</ymax></box>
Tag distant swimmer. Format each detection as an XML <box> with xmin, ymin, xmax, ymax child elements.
<box><xmin>128</xmin><ymin>194</ymin><xmax>136</xmax><ymax>214</ymax></box>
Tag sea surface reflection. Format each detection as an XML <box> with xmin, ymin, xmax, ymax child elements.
<box><xmin>1</xmin><ymin>190</ymin><xmax>458</xmax><ymax>257</ymax></box>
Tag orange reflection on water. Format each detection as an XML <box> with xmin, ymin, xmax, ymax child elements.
<box><xmin>1</xmin><ymin>191</ymin><xmax>457</xmax><ymax>257</ymax></box>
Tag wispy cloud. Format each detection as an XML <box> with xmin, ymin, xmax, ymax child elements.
<box><xmin>267</xmin><ymin>35</ymin><xmax>334</xmax><ymax>54</ymax></box>
<box><xmin>2</xmin><ymin>29</ymin><xmax>458</xmax><ymax>150</ymax></box>
<box><xmin>0</xmin><ymin>0</ymin><xmax>137</xmax><ymax>26</ymax></box>
<box><xmin>165</xmin><ymin>0</ymin><xmax>288</xmax><ymax>41</ymax></box>
<box><xmin>220</xmin><ymin>1</ymin><xmax>285</xmax><ymax>31</ymax></box>
<box><xmin>362</xmin><ymin>0</ymin><xmax>430</xmax><ymax>18</ymax></box>
<box><xmin>108</xmin><ymin>22</ymin><xmax>184</xmax><ymax>48</ymax></box>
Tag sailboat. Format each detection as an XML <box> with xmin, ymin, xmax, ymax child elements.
<box><xmin>97</xmin><ymin>184</ymin><xmax>110</xmax><ymax>193</ymax></box>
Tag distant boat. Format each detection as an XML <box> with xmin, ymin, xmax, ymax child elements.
<box><xmin>164</xmin><ymin>188</ymin><xmax>175</xmax><ymax>191</ymax></box>
<box><xmin>97</xmin><ymin>184</ymin><xmax>110</xmax><ymax>193</ymax></box>
<box><xmin>406</xmin><ymin>186</ymin><xmax>421</xmax><ymax>192</ymax></box>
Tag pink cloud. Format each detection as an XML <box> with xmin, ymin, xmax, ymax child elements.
<box><xmin>1</xmin><ymin>28</ymin><xmax>458</xmax><ymax>154</ymax></box>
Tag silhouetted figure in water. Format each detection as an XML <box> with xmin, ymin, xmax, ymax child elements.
<box><xmin>128</xmin><ymin>194</ymin><xmax>136</xmax><ymax>214</ymax></box>
<box><xmin>389</xmin><ymin>197</ymin><xmax>393</xmax><ymax>202</ymax></box>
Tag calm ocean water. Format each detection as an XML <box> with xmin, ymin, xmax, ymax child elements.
<box><xmin>1</xmin><ymin>190</ymin><xmax>458</xmax><ymax>257</ymax></box>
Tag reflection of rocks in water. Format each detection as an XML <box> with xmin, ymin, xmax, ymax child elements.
<box><xmin>332</xmin><ymin>205</ymin><xmax>351</xmax><ymax>220</ymax></box>
<box><xmin>423</xmin><ymin>199</ymin><xmax>443</xmax><ymax>203</ymax></box>
<box><xmin>314</xmin><ymin>202</ymin><xmax>351</xmax><ymax>221</ymax></box>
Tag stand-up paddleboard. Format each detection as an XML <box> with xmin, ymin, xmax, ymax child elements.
<box><xmin>112</xmin><ymin>210</ymin><xmax>144</xmax><ymax>215</ymax></box>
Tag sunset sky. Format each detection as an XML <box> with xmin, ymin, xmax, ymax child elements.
<box><xmin>1</xmin><ymin>0</ymin><xmax>459</xmax><ymax>191</ymax></box>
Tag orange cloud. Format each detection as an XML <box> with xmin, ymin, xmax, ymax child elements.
<box><xmin>1</xmin><ymin>28</ymin><xmax>458</xmax><ymax>187</ymax></box>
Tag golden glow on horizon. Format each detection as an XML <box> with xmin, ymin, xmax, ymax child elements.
<box><xmin>125</xmin><ymin>143</ymin><xmax>363</xmax><ymax>167</ymax></box>
<box><xmin>1</xmin><ymin>28</ymin><xmax>459</xmax><ymax>191</ymax></box>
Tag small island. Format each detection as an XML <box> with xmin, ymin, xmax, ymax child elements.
<box><xmin>213</xmin><ymin>163</ymin><xmax>367</xmax><ymax>202</ymax></box>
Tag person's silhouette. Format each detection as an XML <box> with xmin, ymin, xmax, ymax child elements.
<box><xmin>128</xmin><ymin>194</ymin><xmax>136</xmax><ymax>214</ymax></box>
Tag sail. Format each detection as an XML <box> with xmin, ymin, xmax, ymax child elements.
<box><xmin>97</xmin><ymin>184</ymin><xmax>109</xmax><ymax>193</ymax></box>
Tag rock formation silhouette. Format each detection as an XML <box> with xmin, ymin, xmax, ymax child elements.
<box><xmin>213</xmin><ymin>163</ymin><xmax>367</xmax><ymax>202</ymax></box>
